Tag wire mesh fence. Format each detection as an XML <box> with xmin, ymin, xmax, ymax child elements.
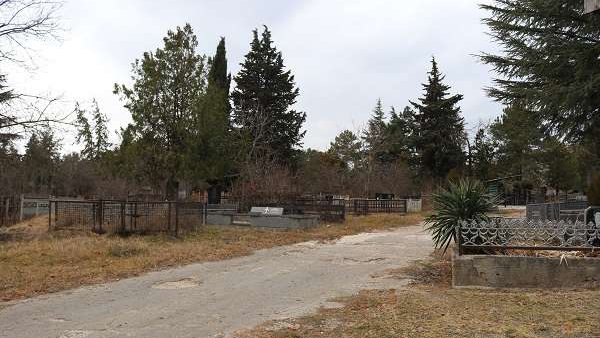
<box><xmin>49</xmin><ymin>200</ymin><xmax>205</xmax><ymax>236</ymax></box>
<box><xmin>0</xmin><ymin>196</ymin><xmax>20</xmax><ymax>227</ymax></box>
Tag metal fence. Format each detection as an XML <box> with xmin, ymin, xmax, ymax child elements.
<box><xmin>286</xmin><ymin>199</ymin><xmax>346</xmax><ymax>222</ymax></box>
<box><xmin>526</xmin><ymin>201</ymin><xmax>588</xmax><ymax>222</ymax></box>
<box><xmin>0</xmin><ymin>196</ymin><xmax>19</xmax><ymax>227</ymax></box>
<box><xmin>459</xmin><ymin>219</ymin><xmax>600</xmax><ymax>253</ymax></box>
<box><xmin>49</xmin><ymin>200</ymin><xmax>205</xmax><ymax>235</ymax></box>
<box><xmin>350</xmin><ymin>199</ymin><xmax>408</xmax><ymax>216</ymax></box>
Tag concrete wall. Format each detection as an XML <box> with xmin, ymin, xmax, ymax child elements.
<box><xmin>246</xmin><ymin>214</ymin><xmax>319</xmax><ymax>229</ymax></box>
<box><xmin>205</xmin><ymin>212</ymin><xmax>319</xmax><ymax>229</ymax></box>
<box><xmin>453</xmin><ymin>254</ymin><xmax>600</xmax><ymax>289</ymax></box>
<box><xmin>206</xmin><ymin>212</ymin><xmax>234</xmax><ymax>226</ymax></box>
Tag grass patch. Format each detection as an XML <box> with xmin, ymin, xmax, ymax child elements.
<box><xmin>236</xmin><ymin>254</ymin><xmax>600</xmax><ymax>338</ymax></box>
<box><xmin>0</xmin><ymin>213</ymin><xmax>423</xmax><ymax>302</ymax></box>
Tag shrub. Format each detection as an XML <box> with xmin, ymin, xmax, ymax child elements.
<box><xmin>425</xmin><ymin>179</ymin><xmax>498</xmax><ymax>253</ymax></box>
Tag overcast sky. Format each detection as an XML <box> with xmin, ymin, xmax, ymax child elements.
<box><xmin>7</xmin><ymin>0</ymin><xmax>503</xmax><ymax>152</ymax></box>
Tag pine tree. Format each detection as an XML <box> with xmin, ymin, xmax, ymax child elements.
<box><xmin>411</xmin><ymin>57</ymin><xmax>466</xmax><ymax>180</ymax></box>
<box><xmin>490</xmin><ymin>104</ymin><xmax>543</xmax><ymax>183</ymax></box>
<box><xmin>232</xmin><ymin>26</ymin><xmax>307</xmax><ymax>163</ymax></box>
<box><xmin>91</xmin><ymin>99</ymin><xmax>110</xmax><ymax>159</ymax></box>
<box><xmin>328</xmin><ymin>130</ymin><xmax>363</xmax><ymax>170</ymax></box>
<box><xmin>480</xmin><ymin>0</ymin><xmax>600</xmax><ymax>154</ymax></box>
<box><xmin>75</xmin><ymin>100</ymin><xmax>111</xmax><ymax>160</ymax></box>
<box><xmin>23</xmin><ymin>128</ymin><xmax>60</xmax><ymax>194</ymax></box>
<box><xmin>471</xmin><ymin>126</ymin><xmax>496</xmax><ymax>181</ymax></box>
<box><xmin>362</xmin><ymin>99</ymin><xmax>387</xmax><ymax>161</ymax></box>
<box><xmin>75</xmin><ymin>103</ymin><xmax>94</xmax><ymax>160</ymax></box>
<box><xmin>0</xmin><ymin>74</ymin><xmax>16</xmax><ymax>146</ymax></box>
<box><xmin>386</xmin><ymin>105</ymin><xmax>417</xmax><ymax>164</ymax></box>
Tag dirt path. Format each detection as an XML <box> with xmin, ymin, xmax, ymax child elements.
<box><xmin>0</xmin><ymin>225</ymin><xmax>431</xmax><ymax>338</ymax></box>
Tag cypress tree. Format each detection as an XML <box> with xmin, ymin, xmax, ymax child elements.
<box><xmin>411</xmin><ymin>57</ymin><xmax>466</xmax><ymax>180</ymax></box>
<box><xmin>190</xmin><ymin>37</ymin><xmax>233</xmax><ymax>182</ymax></box>
<box><xmin>232</xmin><ymin>26</ymin><xmax>307</xmax><ymax>163</ymax></box>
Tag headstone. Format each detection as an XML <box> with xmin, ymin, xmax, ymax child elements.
<box><xmin>250</xmin><ymin>207</ymin><xmax>284</xmax><ymax>216</ymax></box>
<box><xmin>595</xmin><ymin>212</ymin><xmax>600</xmax><ymax>226</ymax></box>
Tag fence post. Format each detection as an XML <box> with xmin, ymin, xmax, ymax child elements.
<box><xmin>168</xmin><ymin>202</ymin><xmax>172</xmax><ymax>231</ymax></box>
<box><xmin>48</xmin><ymin>200</ymin><xmax>52</xmax><ymax>230</ymax></box>
<box><xmin>175</xmin><ymin>202</ymin><xmax>179</xmax><ymax>236</ymax></box>
<box><xmin>120</xmin><ymin>202</ymin><xmax>125</xmax><ymax>233</ymax></box>
<box><xmin>54</xmin><ymin>200</ymin><xmax>58</xmax><ymax>226</ymax></box>
<box><xmin>19</xmin><ymin>194</ymin><xmax>24</xmax><ymax>221</ymax></box>
<box><xmin>98</xmin><ymin>200</ymin><xmax>104</xmax><ymax>233</ymax></box>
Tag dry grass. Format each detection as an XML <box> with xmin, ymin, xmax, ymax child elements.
<box><xmin>236</xmin><ymin>254</ymin><xmax>600</xmax><ymax>338</ymax></box>
<box><xmin>0</xmin><ymin>213</ymin><xmax>423</xmax><ymax>302</ymax></box>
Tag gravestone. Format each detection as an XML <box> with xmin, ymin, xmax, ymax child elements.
<box><xmin>250</xmin><ymin>207</ymin><xmax>284</xmax><ymax>216</ymax></box>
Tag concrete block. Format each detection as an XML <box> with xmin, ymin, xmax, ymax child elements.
<box><xmin>453</xmin><ymin>254</ymin><xmax>600</xmax><ymax>289</ymax></box>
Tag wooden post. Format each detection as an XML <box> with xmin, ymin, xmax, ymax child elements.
<box><xmin>120</xmin><ymin>202</ymin><xmax>126</xmax><ymax>233</ymax></box>
<box><xmin>175</xmin><ymin>202</ymin><xmax>179</xmax><ymax>236</ymax></box>
<box><xmin>168</xmin><ymin>202</ymin><xmax>172</xmax><ymax>231</ymax></box>
<box><xmin>48</xmin><ymin>200</ymin><xmax>52</xmax><ymax>230</ymax></box>
<box><xmin>19</xmin><ymin>194</ymin><xmax>24</xmax><ymax>221</ymax></box>
<box><xmin>54</xmin><ymin>201</ymin><xmax>58</xmax><ymax>227</ymax></box>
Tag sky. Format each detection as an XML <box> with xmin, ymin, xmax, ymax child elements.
<box><xmin>7</xmin><ymin>0</ymin><xmax>503</xmax><ymax>153</ymax></box>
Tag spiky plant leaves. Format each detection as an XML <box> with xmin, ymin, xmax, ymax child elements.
<box><xmin>425</xmin><ymin>179</ymin><xmax>498</xmax><ymax>253</ymax></box>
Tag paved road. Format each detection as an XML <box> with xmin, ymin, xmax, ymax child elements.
<box><xmin>0</xmin><ymin>226</ymin><xmax>432</xmax><ymax>338</ymax></box>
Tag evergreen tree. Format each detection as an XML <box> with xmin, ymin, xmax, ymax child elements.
<box><xmin>232</xmin><ymin>26</ymin><xmax>306</xmax><ymax>163</ymax></box>
<box><xmin>191</xmin><ymin>37</ymin><xmax>233</xmax><ymax>182</ymax></box>
<box><xmin>0</xmin><ymin>74</ymin><xmax>17</xmax><ymax>146</ymax></box>
<box><xmin>541</xmin><ymin>137</ymin><xmax>581</xmax><ymax>193</ymax></box>
<box><xmin>23</xmin><ymin>128</ymin><xmax>61</xmax><ymax>194</ymax></box>
<box><xmin>75</xmin><ymin>103</ymin><xmax>94</xmax><ymax>160</ymax></box>
<box><xmin>92</xmin><ymin>100</ymin><xmax>110</xmax><ymax>159</ymax></box>
<box><xmin>328</xmin><ymin>130</ymin><xmax>363</xmax><ymax>170</ymax></box>
<box><xmin>75</xmin><ymin>100</ymin><xmax>111</xmax><ymax>160</ymax></box>
<box><xmin>362</xmin><ymin>99</ymin><xmax>387</xmax><ymax>162</ymax></box>
<box><xmin>410</xmin><ymin>57</ymin><xmax>466</xmax><ymax>180</ymax></box>
<box><xmin>471</xmin><ymin>126</ymin><xmax>496</xmax><ymax>181</ymax></box>
<box><xmin>386</xmin><ymin>105</ymin><xmax>417</xmax><ymax>164</ymax></box>
<box><xmin>114</xmin><ymin>24</ymin><xmax>207</xmax><ymax>197</ymax></box>
<box><xmin>480</xmin><ymin>0</ymin><xmax>600</xmax><ymax>155</ymax></box>
<box><xmin>490</xmin><ymin>104</ymin><xmax>543</xmax><ymax>183</ymax></box>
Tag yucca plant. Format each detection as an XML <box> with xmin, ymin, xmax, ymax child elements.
<box><xmin>425</xmin><ymin>179</ymin><xmax>498</xmax><ymax>253</ymax></box>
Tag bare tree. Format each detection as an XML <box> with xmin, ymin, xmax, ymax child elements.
<box><xmin>0</xmin><ymin>0</ymin><xmax>63</xmax><ymax>64</ymax></box>
<box><xmin>0</xmin><ymin>0</ymin><xmax>66</xmax><ymax>139</ymax></box>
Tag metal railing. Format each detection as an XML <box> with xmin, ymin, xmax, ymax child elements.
<box><xmin>459</xmin><ymin>219</ymin><xmax>600</xmax><ymax>253</ymax></box>
<box><xmin>49</xmin><ymin>200</ymin><xmax>205</xmax><ymax>236</ymax></box>
<box><xmin>526</xmin><ymin>201</ymin><xmax>588</xmax><ymax>222</ymax></box>
<box><xmin>350</xmin><ymin>199</ymin><xmax>408</xmax><ymax>216</ymax></box>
